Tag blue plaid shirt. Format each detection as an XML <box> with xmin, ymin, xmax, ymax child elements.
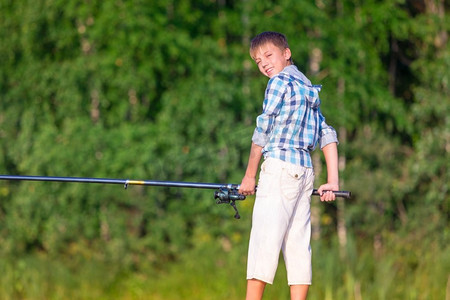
<box><xmin>252</xmin><ymin>65</ymin><xmax>338</xmax><ymax>167</ymax></box>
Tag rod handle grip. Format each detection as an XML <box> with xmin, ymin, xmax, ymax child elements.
<box><xmin>312</xmin><ymin>189</ymin><xmax>351</xmax><ymax>199</ymax></box>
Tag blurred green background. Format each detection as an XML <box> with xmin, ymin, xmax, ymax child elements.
<box><xmin>0</xmin><ymin>0</ymin><xmax>448</xmax><ymax>299</ymax></box>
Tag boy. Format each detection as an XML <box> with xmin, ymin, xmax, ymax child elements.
<box><xmin>239</xmin><ymin>31</ymin><xmax>339</xmax><ymax>300</ymax></box>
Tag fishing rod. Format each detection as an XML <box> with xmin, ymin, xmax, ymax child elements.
<box><xmin>0</xmin><ymin>175</ymin><xmax>351</xmax><ymax>219</ymax></box>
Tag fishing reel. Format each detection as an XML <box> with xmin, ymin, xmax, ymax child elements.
<box><xmin>214</xmin><ymin>186</ymin><xmax>246</xmax><ymax>219</ymax></box>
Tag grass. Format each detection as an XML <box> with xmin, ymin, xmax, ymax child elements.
<box><xmin>0</xmin><ymin>235</ymin><xmax>448</xmax><ymax>299</ymax></box>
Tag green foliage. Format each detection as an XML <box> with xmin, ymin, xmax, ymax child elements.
<box><xmin>0</xmin><ymin>0</ymin><xmax>448</xmax><ymax>298</ymax></box>
<box><xmin>1</xmin><ymin>233</ymin><xmax>447</xmax><ymax>299</ymax></box>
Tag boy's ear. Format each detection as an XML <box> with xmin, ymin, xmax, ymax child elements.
<box><xmin>284</xmin><ymin>48</ymin><xmax>292</xmax><ymax>61</ymax></box>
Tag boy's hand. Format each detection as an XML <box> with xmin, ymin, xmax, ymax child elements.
<box><xmin>238</xmin><ymin>176</ymin><xmax>256</xmax><ymax>196</ymax></box>
<box><xmin>317</xmin><ymin>183</ymin><xmax>339</xmax><ymax>202</ymax></box>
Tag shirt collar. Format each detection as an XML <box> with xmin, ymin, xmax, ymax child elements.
<box><xmin>282</xmin><ymin>65</ymin><xmax>312</xmax><ymax>86</ymax></box>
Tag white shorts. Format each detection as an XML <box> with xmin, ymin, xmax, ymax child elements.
<box><xmin>247</xmin><ymin>157</ymin><xmax>314</xmax><ymax>285</ymax></box>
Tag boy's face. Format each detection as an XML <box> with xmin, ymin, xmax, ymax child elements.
<box><xmin>252</xmin><ymin>42</ymin><xmax>292</xmax><ymax>78</ymax></box>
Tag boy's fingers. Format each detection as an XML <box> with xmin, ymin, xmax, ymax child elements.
<box><xmin>245</xmin><ymin>188</ymin><xmax>256</xmax><ymax>195</ymax></box>
<box><xmin>320</xmin><ymin>190</ymin><xmax>336</xmax><ymax>202</ymax></box>
<box><xmin>239</xmin><ymin>185</ymin><xmax>255</xmax><ymax>195</ymax></box>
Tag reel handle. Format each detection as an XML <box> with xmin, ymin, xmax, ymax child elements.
<box><xmin>214</xmin><ymin>187</ymin><xmax>246</xmax><ymax>219</ymax></box>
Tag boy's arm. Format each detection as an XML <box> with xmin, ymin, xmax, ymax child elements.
<box><xmin>239</xmin><ymin>142</ymin><xmax>263</xmax><ymax>196</ymax></box>
<box><xmin>318</xmin><ymin>142</ymin><xmax>339</xmax><ymax>201</ymax></box>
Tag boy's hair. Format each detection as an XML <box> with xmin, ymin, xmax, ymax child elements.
<box><xmin>250</xmin><ymin>31</ymin><xmax>293</xmax><ymax>63</ymax></box>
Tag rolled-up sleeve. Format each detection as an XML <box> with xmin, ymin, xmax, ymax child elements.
<box><xmin>318</xmin><ymin>110</ymin><xmax>338</xmax><ymax>149</ymax></box>
<box><xmin>251</xmin><ymin>128</ymin><xmax>268</xmax><ymax>147</ymax></box>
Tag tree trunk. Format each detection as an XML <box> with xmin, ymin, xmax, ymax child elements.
<box><xmin>337</xmin><ymin>126</ymin><xmax>347</xmax><ymax>260</ymax></box>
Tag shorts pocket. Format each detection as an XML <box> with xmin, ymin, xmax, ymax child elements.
<box><xmin>256</xmin><ymin>159</ymin><xmax>280</xmax><ymax>197</ymax></box>
<box><xmin>280</xmin><ymin>167</ymin><xmax>304</xmax><ymax>201</ymax></box>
